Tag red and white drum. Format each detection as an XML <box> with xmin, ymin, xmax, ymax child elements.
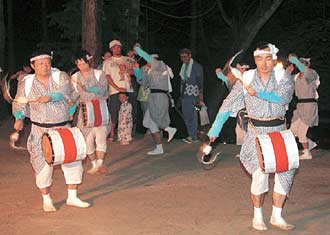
<box><xmin>256</xmin><ymin>130</ymin><xmax>299</xmax><ymax>173</ymax></box>
<box><xmin>81</xmin><ymin>99</ymin><xmax>110</xmax><ymax>127</ymax></box>
<box><xmin>42</xmin><ymin>127</ymin><xmax>87</xmax><ymax>166</ymax></box>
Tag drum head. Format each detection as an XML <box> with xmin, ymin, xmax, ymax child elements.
<box><xmin>42</xmin><ymin>134</ymin><xmax>53</xmax><ymax>165</ymax></box>
<box><xmin>256</xmin><ymin>137</ymin><xmax>265</xmax><ymax>172</ymax></box>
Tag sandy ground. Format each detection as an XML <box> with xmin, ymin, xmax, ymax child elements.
<box><xmin>0</xmin><ymin>119</ymin><xmax>329</xmax><ymax>235</ymax></box>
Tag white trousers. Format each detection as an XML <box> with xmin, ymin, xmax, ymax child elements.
<box><xmin>251</xmin><ymin>168</ymin><xmax>286</xmax><ymax>195</ymax></box>
<box><xmin>36</xmin><ymin>161</ymin><xmax>83</xmax><ymax>189</ymax></box>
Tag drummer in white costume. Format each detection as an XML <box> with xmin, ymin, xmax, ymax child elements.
<box><xmin>288</xmin><ymin>55</ymin><xmax>319</xmax><ymax>160</ymax></box>
<box><xmin>133</xmin><ymin>45</ymin><xmax>177</xmax><ymax>155</ymax></box>
<box><xmin>13</xmin><ymin>49</ymin><xmax>90</xmax><ymax>212</ymax></box>
<box><xmin>208</xmin><ymin>42</ymin><xmax>296</xmax><ymax>231</ymax></box>
<box><xmin>71</xmin><ymin>50</ymin><xmax>109</xmax><ymax>174</ymax></box>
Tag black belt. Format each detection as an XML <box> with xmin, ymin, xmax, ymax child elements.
<box><xmin>249</xmin><ymin>118</ymin><xmax>285</xmax><ymax>127</ymax></box>
<box><xmin>150</xmin><ymin>89</ymin><xmax>168</xmax><ymax>94</ymax></box>
<box><xmin>31</xmin><ymin>120</ymin><xmax>70</xmax><ymax>128</ymax></box>
<box><xmin>297</xmin><ymin>98</ymin><xmax>318</xmax><ymax>103</ymax></box>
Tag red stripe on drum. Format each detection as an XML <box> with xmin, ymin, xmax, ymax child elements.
<box><xmin>269</xmin><ymin>132</ymin><xmax>289</xmax><ymax>172</ymax></box>
<box><xmin>91</xmin><ymin>99</ymin><xmax>102</xmax><ymax>126</ymax></box>
<box><xmin>57</xmin><ymin>128</ymin><xmax>78</xmax><ymax>163</ymax></box>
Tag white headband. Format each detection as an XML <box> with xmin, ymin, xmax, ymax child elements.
<box><xmin>86</xmin><ymin>55</ymin><xmax>93</xmax><ymax>61</ymax></box>
<box><xmin>253</xmin><ymin>43</ymin><xmax>279</xmax><ymax>60</ymax></box>
<box><xmin>236</xmin><ymin>63</ymin><xmax>250</xmax><ymax>69</ymax></box>
<box><xmin>30</xmin><ymin>54</ymin><xmax>52</xmax><ymax>62</ymax></box>
<box><xmin>299</xmin><ymin>57</ymin><xmax>311</xmax><ymax>66</ymax></box>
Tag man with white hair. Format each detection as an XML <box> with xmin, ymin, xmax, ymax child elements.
<box><xmin>288</xmin><ymin>55</ymin><xmax>319</xmax><ymax>159</ymax></box>
<box><xmin>13</xmin><ymin>49</ymin><xmax>90</xmax><ymax>212</ymax></box>
<box><xmin>208</xmin><ymin>42</ymin><xmax>296</xmax><ymax>231</ymax></box>
<box><xmin>103</xmin><ymin>39</ymin><xmax>136</xmax><ymax>141</ymax></box>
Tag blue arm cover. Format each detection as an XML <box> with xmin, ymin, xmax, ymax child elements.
<box><xmin>135</xmin><ymin>47</ymin><xmax>152</xmax><ymax>63</ymax></box>
<box><xmin>47</xmin><ymin>92</ymin><xmax>64</xmax><ymax>102</ymax></box>
<box><xmin>133</xmin><ymin>67</ymin><xmax>143</xmax><ymax>81</ymax></box>
<box><xmin>86</xmin><ymin>86</ymin><xmax>101</xmax><ymax>94</ymax></box>
<box><xmin>216</xmin><ymin>72</ymin><xmax>228</xmax><ymax>86</ymax></box>
<box><xmin>256</xmin><ymin>91</ymin><xmax>282</xmax><ymax>104</ymax></box>
<box><xmin>14</xmin><ymin>111</ymin><xmax>24</xmax><ymax>121</ymax></box>
<box><xmin>207</xmin><ymin>111</ymin><xmax>231</xmax><ymax>138</ymax></box>
<box><xmin>69</xmin><ymin>104</ymin><xmax>77</xmax><ymax>116</ymax></box>
<box><xmin>289</xmin><ymin>56</ymin><xmax>305</xmax><ymax>72</ymax></box>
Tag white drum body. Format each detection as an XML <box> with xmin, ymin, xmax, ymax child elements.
<box><xmin>82</xmin><ymin>99</ymin><xmax>110</xmax><ymax>127</ymax></box>
<box><xmin>42</xmin><ymin>127</ymin><xmax>87</xmax><ymax>166</ymax></box>
<box><xmin>256</xmin><ymin>130</ymin><xmax>299</xmax><ymax>173</ymax></box>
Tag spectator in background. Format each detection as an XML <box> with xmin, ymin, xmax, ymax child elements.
<box><xmin>178</xmin><ymin>48</ymin><xmax>204</xmax><ymax>144</ymax></box>
<box><xmin>97</xmin><ymin>51</ymin><xmax>112</xmax><ymax>70</ymax></box>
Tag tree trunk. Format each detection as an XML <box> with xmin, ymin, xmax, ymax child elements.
<box><xmin>41</xmin><ymin>0</ymin><xmax>48</xmax><ymax>42</ymax></box>
<box><xmin>7</xmin><ymin>0</ymin><xmax>14</xmax><ymax>73</ymax></box>
<box><xmin>127</xmin><ymin>0</ymin><xmax>140</xmax><ymax>49</ymax></box>
<box><xmin>82</xmin><ymin>0</ymin><xmax>103</xmax><ymax>67</ymax></box>
<box><xmin>0</xmin><ymin>0</ymin><xmax>5</xmax><ymax>67</ymax></box>
<box><xmin>237</xmin><ymin>0</ymin><xmax>284</xmax><ymax>52</ymax></box>
<box><xmin>190</xmin><ymin>0</ymin><xmax>197</xmax><ymax>54</ymax></box>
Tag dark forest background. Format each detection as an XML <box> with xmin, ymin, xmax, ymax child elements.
<box><xmin>0</xmin><ymin>0</ymin><xmax>329</xmax><ymax>135</ymax></box>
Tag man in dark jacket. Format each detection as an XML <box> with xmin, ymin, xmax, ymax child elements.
<box><xmin>179</xmin><ymin>48</ymin><xmax>204</xmax><ymax>143</ymax></box>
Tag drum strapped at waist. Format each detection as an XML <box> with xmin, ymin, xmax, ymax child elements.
<box><xmin>150</xmin><ymin>89</ymin><xmax>168</xmax><ymax>94</ymax></box>
<box><xmin>297</xmin><ymin>98</ymin><xmax>318</xmax><ymax>103</ymax></box>
<box><xmin>31</xmin><ymin>120</ymin><xmax>70</xmax><ymax>128</ymax></box>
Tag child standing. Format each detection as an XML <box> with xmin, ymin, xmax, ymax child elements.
<box><xmin>118</xmin><ymin>92</ymin><xmax>133</xmax><ymax>145</ymax></box>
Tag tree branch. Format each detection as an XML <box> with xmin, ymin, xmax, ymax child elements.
<box><xmin>215</xmin><ymin>0</ymin><xmax>233</xmax><ymax>28</ymax></box>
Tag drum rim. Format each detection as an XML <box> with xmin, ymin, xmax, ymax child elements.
<box><xmin>42</xmin><ymin>133</ymin><xmax>55</xmax><ymax>165</ymax></box>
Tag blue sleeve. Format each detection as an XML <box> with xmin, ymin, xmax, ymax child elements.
<box><xmin>14</xmin><ymin>111</ymin><xmax>24</xmax><ymax>121</ymax></box>
<box><xmin>133</xmin><ymin>68</ymin><xmax>143</xmax><ymax>81</ymax></box>
<box><xmin>216</xmin><ymin>71</ymin><xmax>228</xmax><ymax>86</ymax></box>
<box><xmin>256</xmin><ymin>91</ymin><xmax>282</xmax><ymax>104</ymax></box>
<box><xmin>207</xmin><ymin>111</ymin><xmax>231</xmax><ymax>138</ymax></box>
<box><xmin>135</xmin><ymin>47</ymin><xmax>152</xmax><ymax>63</ymax></box>
<box><xmin>86</xmin><ymin>86</ymin><xmax>101</xmax><ymax>94</ymax></box>
<box><xmin>289</xmin><ymin>56</ymin><xmax>305</xmax><ymax>72</ymax></box>
<box><xmin>69</xmin><ymin>104</ymin><xmax>77</xmax><ymax>116</ymax></box>
<box><xmin>47</xmin><ymin>92</ymin><xmax>65</xmax><ymax>102</ymax></box>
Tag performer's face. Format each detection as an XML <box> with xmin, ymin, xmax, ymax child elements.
<box><xmin>31</xmin><ymin>58</ymin><xmax>51</xmax><ymax>77</ymax></box>
<box><xmin>254</xmin><ymin>50</ymin><xmax>275</xmax><ymax>74</ymax></box>
<box><xmin>76</xmin><ymin>59</ymin><xmax>90</xmax><ymax>72</ymax></box>
<box><xmin>111</xmin><ymin>45</ymin><xmax>122</xmax><ymax>56</ymax></box>
<box><xmin>180</xmin><ymin>53</ymin><xmax>191</xmax><ymax>64</ymax></box>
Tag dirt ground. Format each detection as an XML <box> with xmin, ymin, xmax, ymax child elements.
<box><xmin>0</xmin><ymin>119</ymin><xmax>329</xmax><ymax>235</ymax></box>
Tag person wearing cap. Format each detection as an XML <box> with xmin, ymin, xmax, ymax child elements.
<box><xmin>12</xmin><ymin>49</ymin><xmax>90</xmax><ymax>212</ymax></box>
<box><xmin>71</xmin><ymin>50</ymin><xmax>109</xmax><ymax>174</ymax></box>
<box><xmin>207</xmin><ymin>42</ymin><xmax>296</xmax><ymax>231</ymax></box>
<box><xmin>102</xmin><ymin>39</ymin><xmax>137</xmax><ymax>141</ymax></box>
<box><xmin>288</xmin><ymin>55</ymin><xmax>319</xmax><ymax>160</ymax></box>
<box><xmin>178</xmin><ymin>48</ymin><xmax>204</xmax><ymax>144</ymax></box>
<box><xmin>132</xmin><ymin>45</ymin><xmax>177</xmax><ymax>155</ymax></box>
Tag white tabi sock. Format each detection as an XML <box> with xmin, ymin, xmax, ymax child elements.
<box><xmin>67</xmin><ymin>189</ymin><xmax>78</xmax><ymax>199</ymax></box>
<box><xmin>254</xmin><ymin>207</ymin><xmax>263</xmax><ymax>219</ymax></box>
<box><xmin>66</xmin><ymin>189</ymin><xmax>90</xmax><ymax>208</ymax></box>
<box><xmin>272</xmin><ymin>206</ymin><xmax>282</xmax><ymax>219</ymax></box>
<box><xmin>42</xmin><ymin>194</ymin><xmax>52</xmax><ymax>203</ymax></box>
<box><xmin>96</xmin><ymin>159</ymin><xmax>104</xmax><ymax>168</ymax></box>
<box><xmin>42</xmin><ymin>194</ymin><xmax>56</xmax><ymax>212</ymax></box>
<box><xmin>156</xmin><ymin>144</ymin><xmax>163</xmax><ymax>151</ymax></box>
<box><xmin>91</xmin><ymin>159</ymin><xmax>97</xmax><ymax>168</ymax></box>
